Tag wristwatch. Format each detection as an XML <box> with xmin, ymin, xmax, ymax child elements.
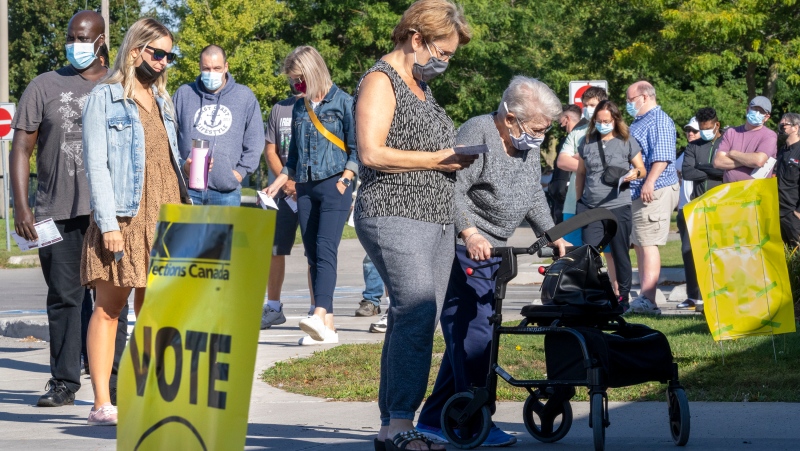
<box><xmin>338</xmin><ymin>177</ymin><xmax>351</xmax><ymax>187</ymax></box>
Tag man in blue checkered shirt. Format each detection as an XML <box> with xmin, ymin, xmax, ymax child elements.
<box><xmin>625</xmin><ymin>81</ymin><xmax>680</xmax><ymax>315</ymax></box>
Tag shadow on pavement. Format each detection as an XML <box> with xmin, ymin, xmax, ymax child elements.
<box><xmin>0</xmin><ymin>357</ymin><xmax>51</xmax><ymax>374</ymax></box>
<box><xmin>246</xmin><ymin>423</ymin><xmax>376</xmax><ymax>450</ymax></box>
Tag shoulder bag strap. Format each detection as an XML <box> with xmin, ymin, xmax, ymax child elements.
<box><xmin>304</xmin><ymin>97</ymin><xmax>348</xmax><ymax>153</ymax></box>
<box><xmin>596</xmin><ymin>132</ymin><xmax>609</xmax><ymax>169</ymax></box>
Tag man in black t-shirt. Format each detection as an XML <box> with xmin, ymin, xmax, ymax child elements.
<box><xmin>9</xmin><ymin>11</ymin><xmax>127</xmax><ymax>407</ymax></box>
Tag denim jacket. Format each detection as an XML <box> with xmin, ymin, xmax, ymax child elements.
<box><xmin>281</xmin><ymin>84</ymin><xmax>358</xmax><ymax>182</ymax></box>
<box><xmin>82</xmin><ymin>82</ymin><xmax>190</xmax><ymax>233</ymax></box>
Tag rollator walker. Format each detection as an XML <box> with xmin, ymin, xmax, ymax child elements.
<box><xmin>440</xmin><ymin>209</ymin><xmax>690</xmax><ymax>451</ymax></box>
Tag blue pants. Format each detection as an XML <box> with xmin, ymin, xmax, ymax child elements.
<box><xmin>188</xmin><ymin>186</ymin><xmax>241</xmax><ymax>206</ymax></box>
<box><xmin>362</xmin><ymin>254</ymin><xmax>385</xmax><ymax>306</ymax></box>
<box><xmin>297</xmin><ymin>175</ymin><xmax>353</xmax><ymax>312</ymax></box>
<box><xmin>418</xmin><ymin>244</ymin><xmax>500</xmax><ymax>427</ymax></box>
<box><xmin>561</xmin><ymin>212</ymin><xmax>584</xmax><ymax>247</ymax></box>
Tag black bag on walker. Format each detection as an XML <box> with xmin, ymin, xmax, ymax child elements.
<box><xmin>540</xmin><ymin>245</ymin><xmax>617</xmax><ymax>310</ymax></box>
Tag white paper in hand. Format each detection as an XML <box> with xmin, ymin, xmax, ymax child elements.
<box><xmin>257</xmin><ymin>191</ymin><xmax>279</xmax><ymax>210</ymax></box>
<box><xmin>751</xmin><ymin>157</ymin><xmax>777</xmax><ymax>179</ymax></box>
<box><xmin>10</xmin><ymin>218</ymin><xmax>63</xmax><ymax>251</ymax></box>
<box><xmin>284</xmin><ymin>196</ymin><xmax>298</xmax><ymax>213</ymax></box>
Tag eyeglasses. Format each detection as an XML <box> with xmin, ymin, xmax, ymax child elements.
<box><xmin>145</xmin><ymin>45</ymin><xmax>177</xmax><ymax>63</ymax></box>
<box><xmin>518</xmin><ymin>118</ymin><xmax>552</xmax><ymax>137</ymax></box>
<box><xmin>428</xmin><ymin>40</ymin><xmax>455</xmax><ymax>62</ymax></box>
<box><xmin>626</xmin><ymin>94</ymin><xmax>644</xmax><ymax>103</ymax></box>
<box><xmin>596</xmin><ymin>119</ymin><xmax>615</xmax><ymax>126</ymax></box>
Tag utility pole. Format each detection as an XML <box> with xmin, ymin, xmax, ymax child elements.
<box><xmin>102</xmin><ymin>0</ymin><xmax>109</xmax><ymax>49</ymax></box>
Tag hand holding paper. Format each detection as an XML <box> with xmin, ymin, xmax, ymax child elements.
<box><xmin>257</xmin><ymin>191</ymin><xmax>279</xmax><ymax>210</ymax></box>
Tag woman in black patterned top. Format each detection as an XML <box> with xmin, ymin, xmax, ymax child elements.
<box><xmin>353</xmin><ymin>1</ymin><xmax>475</xmax><ymax>450</ymax></box>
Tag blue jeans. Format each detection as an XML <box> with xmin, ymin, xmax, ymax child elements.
<box><xmin>297</xmin><ymin>175</ymin><xmax>353</xmax><ymax>312</ymax></box>
<box><xmin>189</xmin><ymin>186</ymin><xmax>241</xmax><ymax>206</ymax></box>
<box><xmin>362</xmin><ymin>255</ymin><xmax>384</xmax><ymax>306</ymax></box>
<box><xmin>562</xmin><ymin>212</ymin><xmax>584</xmax><ymax>247</ymax></box>
<box><xmin>418</xmin><ymin>244</ymin><xmax>500</xmax><ymax>428</ymax></box>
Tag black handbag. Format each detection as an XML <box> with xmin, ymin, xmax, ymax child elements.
<box><xmin>596</xmin><ymin>132</ymin><xmax>632</xmax><ymax>187</ymax></box>
<box><xmin>540</xmin><ymin>244</ymin><xmax>618</xmax><ymax>310</ymax></box>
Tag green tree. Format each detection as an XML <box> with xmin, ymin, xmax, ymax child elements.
<box><xmin>8</xmin><ymin>0</ymin><xmax>143</xmax><ymax>102</ymax></box>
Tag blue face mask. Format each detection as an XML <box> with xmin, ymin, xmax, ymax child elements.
<box><xmin>700</xmin><ymin>127</ymin><xmax>716</xmax><ymax>141</ymax></box>
<box><xmin>626</xmin><ymin>101</ymin><xmax>640</xmax><ymax>118</ymax></box>
<box><xmin>201</xmin><ymin>71</ymin><xmax>225</xmax><ymax>91</ymax></box>
<box><xmin>583</xmin><ymin>106</ymin><xmax>595</xmax><ymax>121</ymax></box>
<box><xmin>65</xmin><ymin>34</ymin><xmax>102</xmax><ymax>70</ymax></box>
<box><xmin>746</xmin><ymin>109</ymin><xmax>765</xmax><ymax>126</ymax></box>
<box><xmin>596</xmin><ymin>122</ymin><xmax>614</xmax><ymax>135</ymax></box>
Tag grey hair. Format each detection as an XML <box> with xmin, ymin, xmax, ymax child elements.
<box><xmin>499</xmin><ymin>76</ymin><xmax>562</xmax><ymax>123</ymax></box>
<box><xmin>633</xmin><ymin>81</ymin><xmax>657</xmax><ymax>100</ymax></box>
<box><xmin>783</xmin><ymin>112</ymin><xmax>800</xmax><ymax>127</ymax></box>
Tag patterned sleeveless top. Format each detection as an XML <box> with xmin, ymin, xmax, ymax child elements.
<box><xmin>354</xmin><ymin>60</ymin><xmax>456</xmax><ymax>224</ymax></box>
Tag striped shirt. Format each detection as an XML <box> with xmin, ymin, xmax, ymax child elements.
<box><xmin>629</xmin><ymin>106</ymin><xmax>678</xmax><ymax>200</ymax></box>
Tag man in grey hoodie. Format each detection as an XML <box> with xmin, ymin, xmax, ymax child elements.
<box><xmin>174</xmin><ymin>45</ymin><xmax>265</xmax><ymax>205</ymax></box>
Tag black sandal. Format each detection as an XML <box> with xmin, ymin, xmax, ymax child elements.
<box><xmin>374</xmin><ymin>438</ymin><xmax>386</xmax><ymax>451</ymax></box>
<box><xmin>385</xmin><ymin>430</ymin><xmax>437</xmax><ymax>451</ymax></box>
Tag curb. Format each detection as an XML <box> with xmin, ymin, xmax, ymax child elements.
<box><xmin>0</xmin><ymin>316</ymin><xmax>50</xmax><ymax>341</ymax></box>
<box><xmin>510</xmin><ymin>265</ymin><xmax>686</xmax><ymax>285</ymax></box>
<box><xmin>7</xmin><ymin>254</ymin><xmax>40</xmax><ymax>266</ymax></box>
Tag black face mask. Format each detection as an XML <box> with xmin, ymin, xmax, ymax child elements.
<box><xmin>779</xmin><ymin>124</ymin><xmax>789</xmax><ymax>136</ymax></box>
<box><xmin>135</xmin><ymin>60</ymin><xmax>162</xmax><ymax>84</ymax></box>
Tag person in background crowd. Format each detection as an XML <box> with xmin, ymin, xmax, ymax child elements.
<box><xmin>265</xmin><ymin>46</ymin><xmax>358</xmax><ymax>346</ymax></box>
<box><xmin>415</xmin><ymin>76</ymin><xmax>568</xmax><ymax>448</ymax></box>
<box><xmin>684</xmin><ymin>117</ymin><xmax>701</xmax><ymax>143</ymax></box>
<box><xmin>261</xmin><ymin>78</ymin><xmax>315</xmax><ymax>329</ymax></box>
<box><xmin>713</xmin><ymin>96</ymin><xmax>778</xmax><ymax>182</ymax></box>
<box><xmin>678</xmin><ymin>107</ymin><xmax>724</xmax><ymax>312</ymax></box>
<box><xmin>356</xmin><ymin>254</ymin><xmax>387</xmax><ymax>317</ymax></box>
<box><xmin>676</xmin><ymin>117</ymin><xmax>700</xmax><ymax>214</ymax></box>
<box><xmin>558</xmin><ymin>87</ymin><xmax>608</xmax><ymax>245</ymax></box>
<box><xmin>625</xmin><ymin>81</ymin><xmax>679</xmax><ymax>316</ymax></box>
<box><xmin>81</xmin><ymin>17</ymin><xmax>189</xmax><ymax>425</ymax></box>
<box><xmin>776</xmin><ymin>113</ymin><xmax>800</xmax><ymax>247</ymax></box>
<box><xmin>352</xmin><ymin>1</ymin><xmax>475</xmax><ymax>449</ymax></box>
<box><xmin>9</xmin><ymin>10</ymin><xmax>128</xmax><ymax>409</ymax></box>
<box><xmin>173</xmin><ymin>45</ymin><xmax>265</xmax><ymax>206</ymax></box>
<box><xmin>575</xmin><ymin>100</ymin><xmax>646</xmax><ymax>312</ymax></box>
<box><xmin>547</xmin><ymin>104</ymin><xmax>582</xmax><ymax>223</ymax></box>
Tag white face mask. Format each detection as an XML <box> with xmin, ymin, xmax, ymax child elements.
<box><xmin>583</xmin><ymin>106</ymin><xmax>595</xmax><ymax>121</ymax></box>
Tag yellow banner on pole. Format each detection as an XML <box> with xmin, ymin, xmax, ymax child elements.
<box><xmin>117</xmin><ymin>205</ymin><xmax>274</xmax><ymax>450</ymax></box>
<box><xmin>684</xmin><ymin>178</ymin><xmax>796</xmax><ymax>341</ymax></box>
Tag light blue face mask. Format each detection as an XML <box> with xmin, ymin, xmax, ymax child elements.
<box><xmin>626</xmin><ymin>101</ymin><xmax>640</xmax><ymax>118</ymax></box>
<box><xmin>700</xmin><ymin>127</ymin><xmax>716</xmax><ymax>141</ymax></box>
<box><xmin>201</xmin><ymin>71</ymin><xmax>225</xmax><ymax>91</ymax></box>
<box><xmin>596</xmin><ymin>122</ymin><xmax>614</xmax><ymax>135</ymax></box>
<box><xmin>746</xmin><ymin>109</ymin><xmax>765</xmax><ymax>126</ymax></box>
<box><xmin>66</xmin><ymin>34</ymin><xmax>102</xmax><ymax>70</ymax></box>
<box><xmin>583</xmin><ymin>106</ymin><xmax>595</xmax><ymax>121</ymax></box>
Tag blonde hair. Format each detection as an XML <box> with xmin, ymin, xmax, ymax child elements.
<box><xmin>282</xmin><ymin>46</ymin><xmax>333</xmax><ymax>101</ymax></box>
<box><xmin>392</xmin><ymin>0</ymin><xmax>471</xmax><ymax>46</ymax></box>
<box><xmin>104</xmin><ymin>18</ymin><xmax>173</xmax><ymax>104</ymax></box>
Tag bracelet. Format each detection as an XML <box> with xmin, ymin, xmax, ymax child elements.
<box><xmin>463</xmin><ymin>231</ymin><xmax>481</xmax><ymax>243</ymax></box>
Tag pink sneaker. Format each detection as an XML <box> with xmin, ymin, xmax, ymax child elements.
<box><xmin>87</xmin><ymin>403</ymin><xmax>118</xmax><ymax>426</ymax></box>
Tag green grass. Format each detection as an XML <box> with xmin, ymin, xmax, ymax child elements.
<box><xmin>294</xmin><ymin>224</ymin><xmax>358</xmax><ymax>245</ymax></box>
<box><xmin>628</xmin><ymin>239</ymin><xmax>684</xmax><ymax>269</ymax></box>
<box><xmin>0</xmin><ymin>213</ymin><xmax>39</xmax><ymax>268</ymax></box>
<box><xmin>262</xmin><ymin>315</ymin><xmax>800</xmax><ymax>402</ymax></box>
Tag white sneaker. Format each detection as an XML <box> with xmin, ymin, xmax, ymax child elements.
<box><xmin>369</xmin><ymin>313</ymin><xmax>388</xmax><ymax>333</ymax></box>
<box><xmin>628</xmin><ymin>296</ymin><xmax>662</xmax><ymax>316</ymax></box>
<box><xmin>298</xmin><ymin>328</ymin><xmax>339</xmax><ymax>345</ymax></box>
<box><xmin>261</xmin><ymin>304</ymin><xmax>286</xmax><ymax>329</ymax></box>
<box><xmin>87</xmin><ymin>403</ymin><xmax>118</xmax><ymax>426</ymax></box>
<box><xmin>299</xmin><ymin>314</ymin><xmax>326</xmax><ymax>341</ymax></box>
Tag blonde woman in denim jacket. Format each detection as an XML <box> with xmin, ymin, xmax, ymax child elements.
<box><xmin>265</xmin><ymin>46</ymin><xmax>358</xmax><ymax>345</ymax></box>
<box><xmin>80</xmin><ymin>18</ymin><xmax>191</xmax><ymax>426</ymax></box>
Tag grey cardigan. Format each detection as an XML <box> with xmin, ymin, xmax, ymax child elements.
<box><xmin>454</xmin><ymin>113</ymin><xmax>555</xmax><ymax>247</ymax></box>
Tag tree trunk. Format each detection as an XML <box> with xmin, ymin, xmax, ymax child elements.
<box><xmin>765</xmin><ymin>62</ymin><xmax>779</xmax><ymax>103</ymax></box>
<box><xmin>746</xmin><ymin>61</ymin><xmax>757</xmax><ymax>101</ymax></box>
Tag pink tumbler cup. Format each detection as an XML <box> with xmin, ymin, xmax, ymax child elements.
<box><xmin>189</xmin><ymin>139</ymin><xmax>210</xmax><ymax>190</ymax></box>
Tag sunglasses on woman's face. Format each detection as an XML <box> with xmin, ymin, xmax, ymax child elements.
<box><xmin>145</xmin><ymin>45</ymin><xmax>177</xmax><ymax>63</ymax></box>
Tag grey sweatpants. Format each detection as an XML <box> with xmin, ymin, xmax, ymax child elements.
<box><xmin>355</xmin><ymin>216</ymin><xmax>454</xmax><ymax>425</ymax></box>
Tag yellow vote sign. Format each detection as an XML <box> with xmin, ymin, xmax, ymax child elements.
<box><xmin>117</xmin><ymin>205</ymin><xmax>274</xmax><ymax>451</ymax></box>
<box><xmin>684</xmin><ymin>178</ymin><xmax>796</xmax><ymax>341</ymax></box>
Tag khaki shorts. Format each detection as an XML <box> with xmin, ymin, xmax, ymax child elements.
<box><xmin>632</xmin><ymin>183</ymin><xmax>679</xmax><ymax>247</ymax></box>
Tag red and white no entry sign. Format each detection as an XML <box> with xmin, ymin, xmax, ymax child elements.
<box><xmin>568</xmin><ymin>81</ymin><xmax>609</xmax><ymax>109</ymax></box>
<box><xmin>0</xmin><ymin>103</ymin><xmax>16</xmax><ymax>140</ymax></box>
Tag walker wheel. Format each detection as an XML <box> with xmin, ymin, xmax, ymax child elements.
<box><xmin>440</xmin><ymin>392</ymin><xmax>492</xmax><ymax>449</ymax></box>
<box><xmin>590</xmin><ymin>392</ymin><xmax>607</xmax><ymax>451</ymax></box>
<box><xmin>523</xmin><ymin>393</ymin><xmax>573</xmax><ymax>443</ymax></box>
<box><xmin>668</xmin><ymin>387</ymin><xmax>691</xmax><ymax>446</ymax></box>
